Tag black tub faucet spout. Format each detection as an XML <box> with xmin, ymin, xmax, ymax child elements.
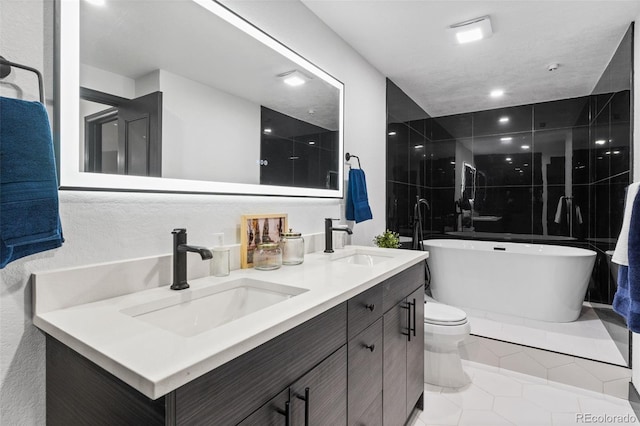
<box><xmin>171</xmin><ymin>228</ymin><xmax>213</xmax><ymax>290</ymax></box>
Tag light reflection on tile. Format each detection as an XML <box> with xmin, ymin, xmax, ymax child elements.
<box><xmin>463</xmin><ymin>303</ymin><xmax>626</xmax><ymax>366</ymax></box>
<box><xmin>410</xmin><ymin>361</ymin><xmax>637</xmax><ymax>426</ymax></box>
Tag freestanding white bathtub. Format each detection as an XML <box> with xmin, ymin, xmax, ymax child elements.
<box><xmin>423</xmin><ymin>239</ymin><xmax>597</xmax><ymax>322</ymax></box>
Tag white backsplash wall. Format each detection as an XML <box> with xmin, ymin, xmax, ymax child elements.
<box><xmin>0</xmin><ymin>1</ymin><xmax>386</xmax><ymax>424</ymax></box>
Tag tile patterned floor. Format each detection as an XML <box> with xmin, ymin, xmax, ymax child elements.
<box><xmin>464</xmin><ymin>304</ymin><xmax>626</xmax><ymax>366</ymax></box>
<box><xmin>409</xmin><ymin>361</ymin><xmax>638</xmax><ymax>426</ymax></box>
<box><xmin>458</xmin><ymin>334</ymin><xmax>631</xmax><ymax>399</ymax></box>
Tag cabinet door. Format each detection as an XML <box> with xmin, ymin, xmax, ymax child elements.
<box><xmin>348</xmin><ymin>318</ymin><xmax>383</xmax><ymax>425</ymax></box>
<box><xmin>237</xmin><ymin>389</ymin><xmax>290</xmax><ymax>426</ymax></box>
<box><xmin>291</xmin><ymin>346</ymin><xmax>347</xmax><ymax>426</ymax></box>
<box><xmin>354</xmin><ymin>392</ymin><xmax>382</xmax><ymax>426</ymax></box>
<box><xmin>406</xmin><ymin>287</ymin><xmax>425</xmax><ymax>415</ymax></box>
<box><xmin>382</xmin><ymin>301</ymin><xmax>408</xmax><ymax>426</ymax></box>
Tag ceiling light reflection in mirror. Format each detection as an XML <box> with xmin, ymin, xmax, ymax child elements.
<box><xmin>59</xmin><ymin>0</ymin><xmax>344</xmax><ymax>197</ymax></box>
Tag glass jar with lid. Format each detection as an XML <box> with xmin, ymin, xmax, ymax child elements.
<box><xmin>280</xmin><ymin>229</ymin><xmax>304</xmax><ymax>265</ymax></box>
<box><xmin>254</xmin><ymin>243</ymin><xmax>282</xmax><ymax>270</ymax></box>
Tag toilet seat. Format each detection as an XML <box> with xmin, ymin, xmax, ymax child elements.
<box><xmin>424</xmin><ymin>303</ymin><xmax>467</xmax><ymax>326</ymax></box>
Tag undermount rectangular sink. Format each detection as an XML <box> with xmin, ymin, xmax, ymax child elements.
<box><xmin>121</xmin><ymin>278</ymin><xmax>308</xmax><ymax>337</ymax></box>
<box><xmin>331</xmin><ymin>249</ymin><xmax>393</xmax><ymax>266</ymax></box>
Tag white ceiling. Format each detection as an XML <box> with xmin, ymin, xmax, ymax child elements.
<box><xmin>301</xmin><ymin>0</ymin><xmax>640</xmax><ymax>117</ymax></box>
<box><xmin>80</xmin><ymin>0</ymin><xmax>340</xmax><ymax>130</ymax></box>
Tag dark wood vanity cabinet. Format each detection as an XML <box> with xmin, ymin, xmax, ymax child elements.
<box><xmin>236</xmin><ymin>388</ymin><xmax>290</xmax><ymax>426</ymax></box>
<box><xmin>382</xmin><ymin>265</ymin><xmax>425</xmax><ymax>426</ymax></box>
<box><xmin>348</xmin><ymin>318</ymin><xmax>383</xmax><ymax>425</ymax></box>
<box><xmin>347</xmin><ymin>263</ymin><xmax>425</xmax><ymax>426</ymax></box>
<box><xmin>239</xmin><ymin>346</ymin><xmax>347</xmax><ymax>426</ymax></box>
<box><xmin>45</xmin><ymin>263</ymin><xmax>424</xmax><ymax>426</ymax></box>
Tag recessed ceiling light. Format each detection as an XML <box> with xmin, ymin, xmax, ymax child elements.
<box><xmin>490</xmin><ymin>89</ymin><xmax>504</xmax><ymax>98</ymax></box>
<box><xmin>499</xmin><ymin>117</ymin><xmax>509</xmax><ymax>123</ymax></box>
<box><xmin>506</xmin><ymin>157</ymin><xmax>512</xmax><ymax>161</ymax></box>
<box><xmin>521</xmin><ymin>145</ymin><xmax>530</xmax><ymax>150</ymax></box>
<box><xmin>524</xmin><ymin>163</ymin><xmax>529</xmax><ymax>166</ymax></box>
<box><xmin>613</xmin><ymin>150</ymin><xmax>620</xmax><ymax>155</ymax></box>
<box><xmin>263</xmin><ymin>128</ymin><xmax>272</xmax><ymax>134</ymax></box>
<box><xmin>500</xmin><ymin>137</ymin><xmax>512</xmax><ymax>143</ymax></box>
<box><xmin>448</xmin><ymin>15</ymin><xmax>493</xmax><ymax>44</ymax></box>
<box><xmin>388</xmin><ymin>131</ymin><xmax>397</xmax><ymax>136</ymax></box>
<box><xmin>595</xmin><ymin>140</ymin><xmax>606</xmax><ymax>145</ymax></box>
<box><xmin>414</xmin><ymin>144</ymin><xmax>424</xmax><ymax>149</ymax></box>
<box><xmin>605</xmin><ymin>151</ymin><xmax>611</xmax><ymax>155</ymax></box>
<box><xmin>308</xmin><ymin>141</ymin><xmax>316</xmax><ymax>145</ymax></box>
<box><xmin>450</xmin><ymin>161</ymin><xmax>455</xmax><ymax>165</ymax></box>
<box><xmin>279</xmin><ymin>70</ymin><xmax>308</xmax><ymax>87</ymax></box>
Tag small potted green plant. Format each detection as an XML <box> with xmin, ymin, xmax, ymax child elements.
<box><xmin>373</xmin><ymin>229</ymin><xmax>400</xmax><ymax>248</ymax></box>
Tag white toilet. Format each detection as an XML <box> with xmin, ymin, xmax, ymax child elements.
<box><xmin>424</xmin><ymin>301</ymin><xmax>471</xmax><ymax>388</ymax></box>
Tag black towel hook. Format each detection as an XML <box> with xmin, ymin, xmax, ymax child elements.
<box><xmin>0</xmin><ymin>55</ymin><xmax>45</xmax><ymax>104</ymax></box>
<box><xmin>345</xmin><ymin>152</ymin><xmax>361</xmax><ymax>169</ymax></box>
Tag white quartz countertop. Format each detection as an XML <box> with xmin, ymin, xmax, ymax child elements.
<box><xmin>33</xmin><ymin>246</ymin><xmax>428</xmax><ymax>399</ymax></box>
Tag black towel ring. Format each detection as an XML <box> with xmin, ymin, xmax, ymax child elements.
<box><xmin>345</xmin><ymin>152</ymin><xmax>361</xmax><ymax>169</ymax></box>
<box><xmin>0</xmin><ymin>56</ymin><xmax>45</xmax><ymax>104</ymax></box>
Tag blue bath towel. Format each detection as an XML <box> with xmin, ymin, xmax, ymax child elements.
<box><xmin>613</xmin><ymin>190</ymin><xmax>640</xmax><ymax>331</ymax></box>
<box><xmin>1</xmin><ymin>96</ymin><xmax>63</xmax><ymax>268</ymax></box>
<box><xmin>345</xmin><ymin>168</ymin><xmax>373</xmax><ymax>223</ymax></box>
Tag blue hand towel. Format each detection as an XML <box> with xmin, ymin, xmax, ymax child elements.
<box><xmin>1</xmin><ymin>96</ymin><xmax>63</xmax><ymax>268</ymax></box>
<box><xmin>345</xmin><ymin>168</ymin><xmax>373</xmax><ymax>223</ymax></box>
<box><xmin>613</xmin><ymin>190</ymin><xmax>640</xmax><ymax>331</ymax></box>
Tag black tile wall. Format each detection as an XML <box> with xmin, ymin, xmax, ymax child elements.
<box><xmin>387</xmin><ymin>88</ymin><xmax>630</xmax><ymax>241</ymax></box>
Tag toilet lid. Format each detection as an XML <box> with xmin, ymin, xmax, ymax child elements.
<box><xmin>424</xmin><ymin>303</ymin><xmax>468</xmax><ymax>326</ymax></box>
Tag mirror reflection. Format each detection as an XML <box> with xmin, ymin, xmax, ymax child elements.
<box><xmin>76</xmin><ymin>0</ymin><xmax>341</xmax><ymax>192</ymax></box>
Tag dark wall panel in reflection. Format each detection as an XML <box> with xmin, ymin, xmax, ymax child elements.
<box><xmin>260</xmin><ymin>107</ymin><xmax>338</xmax><ymax>189</ymax></box>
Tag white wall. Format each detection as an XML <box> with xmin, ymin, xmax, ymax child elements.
<box><xmin>635</xmin><ymin>19</ymin><xmax>640</xmax><ymax>183</ymax></box>
<box><xmin>0</xmin><ymin>1</ymin><xmax>386</xmax><ymax>424</ymax></box>
<box><xmin>80</xmin><ymin>63</ymin><xmax>136</xmax><ymax>98</ymax></box>
<box><xmin>158</xmin><ymin>69</ymin><xmax>261</xmax><ymax>183</ymax></box>
<box><xmin>632</xmin><ymin>16</ymin><xmax>640</xmax><ymax>390</ymax></box>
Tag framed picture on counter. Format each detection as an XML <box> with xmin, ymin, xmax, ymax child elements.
<box><xmin>240</xmin><ymin>213</ymin><xmax>288</xmax><ymax>269</ymax></box>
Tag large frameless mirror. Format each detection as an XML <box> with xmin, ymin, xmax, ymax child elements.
<box><xmin>57</xmin><ymin>0</ymin><xmax>344</xmax><ymax>197</ymax></box>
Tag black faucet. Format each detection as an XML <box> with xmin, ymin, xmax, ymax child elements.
<box><xmin>171</xmin><ymin>228</ymin><xmax>213</xmax><ymax>290</ymax></box>
<box><xmin>324</xmin><ymin>218</ymin><xmax>353</xmax><ymax>253</ymax></box>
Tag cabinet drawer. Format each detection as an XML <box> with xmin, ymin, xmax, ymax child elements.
<box><xmin>382</xmin><ymin>263</ymin><xmax>424</xmax><ymax>313</ymax></box>
<box><xmin>175</xmin><ymin>302</ymin><xmax>347</xmax><ymax>425</ymax></box>
<box><xmin>348</xmin><ymin>318</ymin><xmax>383</xmax><ymax>426</ymax></box>
<box><xmin>348</xmin><ymin>284</ymin><xmax>382</xmax><ymax>340</ymax></box>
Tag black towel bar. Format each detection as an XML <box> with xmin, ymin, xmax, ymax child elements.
<box><xmin>345</xmin><ymin>152</ymin><xmax>361</xmax><ymax>169</ymax></box>
<box><xmin>0</xmin><ymin>56</ymin><xmax>45</xmax><ymax>104</ymax></box>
